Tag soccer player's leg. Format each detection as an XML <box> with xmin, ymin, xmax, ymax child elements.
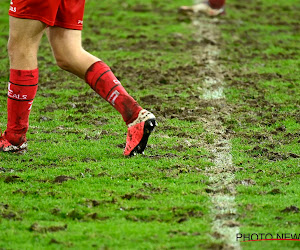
<box><xmin>179</xmin><ymin>0</ymin><xmax>225</xmax><ymax>16</ymax></box>
<box><xmin>47</xmin><ymin>27</ymin><xmax>156</xmax><ymax>156</ymax></box>
<box><xmin>0</xmin><ymin>17</ymin><xmax>46</xmax><ymax>153</ymax></box>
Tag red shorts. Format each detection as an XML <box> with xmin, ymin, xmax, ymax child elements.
<box><xmin>9</xmin><ymin>0</ymin><xmax>85</xmax><ymax>30</ymax></box>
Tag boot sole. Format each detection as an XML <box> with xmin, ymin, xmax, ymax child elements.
<box><xmin>129</xmin><ymin>118</ymin><xmax>157</xmax><ymax>156</ymax></box>
<box><xmin>1</xmin><ymin>142</ymin><xmax>28</xmax><ymax>154</ymax></box>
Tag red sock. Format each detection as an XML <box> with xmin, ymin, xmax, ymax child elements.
<box><xmin>209</xmin><ymin>0</ymin><xmax>225</xmax><ymax>9</ymax></box>
<box><xmin>85</xmin><ymin>61</ymin><xmax>142</xmax><ymax>125</ymax></box>
<box><xmin>5</xmin><ymin>69</ymin><xmax>38</xmax><ymax>145</ymax></box>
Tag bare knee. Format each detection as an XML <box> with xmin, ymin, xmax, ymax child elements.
<box><xmin>7</xmin><ymin>34</ymin><xmax>39</xmax><ymax>68</ymax></box>
<box><xmin>7</xmin><ymin>36</ymin><xmax>26</xmax><ymax>59</ymax></box>
<box><xmin>53</xmin><ymin>49</ymin><xmax>87</xmax><ymax>74</ymax></box>
<box><xmin>8</xmin><ymin>17</ymin><xmax>45</xmax><ymax>69</ymax></box>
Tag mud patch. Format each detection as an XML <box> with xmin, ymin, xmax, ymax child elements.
<box><xmin>281</xmin><ymin>206</ymin><xmax>299</xmax><ymax>213</ymax></box>
<box><xmin>1</xmin><ymin>211</ymin><xmax>23</xmax><ymax>221</ymax></box>
<box><xmin>30</xmin><ymin>223</ymin><xmax>67</xmax><ymax>233</ymax></box>
<box><xmin>4</xmin><ymin>175</ymin><xmax>23</xmax><ymax>184</ymax></box>
<box><xmin>53</xmin><ymin>175</ymin><xmax>76</xmax><ymax>184</ymax></box>
<box><xmin>125</xmin><ymin>206</ymin><xmax>204</xmax><ymax>223</ymax></box>
<box><xmin>121</xmin><ymin>193</ymin><xmax>151</xmax><ymax>200</ymax></box>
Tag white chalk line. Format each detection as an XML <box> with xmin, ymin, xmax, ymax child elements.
<box><xmin>192</xmin><ymin>2</ymin><xmax>241</xmax><ymax>249</ymax></box>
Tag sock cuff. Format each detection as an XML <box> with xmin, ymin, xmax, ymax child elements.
<box><xmin>10</xmin><ymin>68</ymin><xmax>39</xmax><ymax>85</ymax></box>
<box><xmin>85</xmin><ymin>61</ymin><xmax>111</xmax><ymax>84</ymax></box>
<box><xmin>208</xmin><ymin>0</ymin><xmax>225</xmax><ymax>9</ymax></box>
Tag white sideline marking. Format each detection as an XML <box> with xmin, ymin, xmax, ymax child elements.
<box><xmin>192</xmin><ymin>2</ymin><xmax>241</xmax><ymax>248</ymax></box>
<box><xmin>203</xmin><ymin>86</ymin><xmax>224</xmax><ymax>100</ymax></box>
<box><xmin>203</xmin><ymin>76</ymin><xmax>225</xmax><ymax>99</ymax></box>
<box><xmin>208</xmin><ymin>140</ymin><xmax>240</xmax><ymax>248</ymax></box>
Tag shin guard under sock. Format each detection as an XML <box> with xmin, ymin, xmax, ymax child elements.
<box><xmin>6</xmin><ymin>69</ymin><xmax>38</xmax><ymax>145</ymax></box>
<box><xmin>85</xmin><ymin>61</ymin><xmax>142</xmax><ymax>125</ymax></box>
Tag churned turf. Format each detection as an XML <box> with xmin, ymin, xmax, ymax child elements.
<box><xmin>0</xmin><ymin>0</ymin><xmax>215</xmax><ymax>249</ymax></box>
<box><xmin>0</xmin><ymin>0</ymin><xmax>299</xmax><ymax>249</ymax></box>
<box><xmin>221</xmin><ymin>0</ymin><xmax>300</xmax><ymax>249</ymax></box>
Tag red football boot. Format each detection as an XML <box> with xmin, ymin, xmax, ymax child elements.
<box><xmin>0</xmin><ymin>130</ymin><xmax>27</xmax><ymax>153</ymax></box>
<box><xmin>124</xmin><ymin>109</ymin><xmax>157</xmax><ymax>156</ymax></box>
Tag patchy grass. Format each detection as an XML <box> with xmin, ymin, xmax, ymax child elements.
<box><xmin>221</xmin><ymin>0</ymin><xmax>300</xmax><ymax>249</ymax></box>
<box><xmin>0</xmin><ymin>0</ymin><xmax>217</xmax><ymax>249</ymax></box>
<box><xmin>0</xmin><ymin>0</ymin><xmax>299</xmax><ymax>249</ymax></box>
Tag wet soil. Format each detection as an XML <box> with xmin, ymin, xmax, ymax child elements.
<box><xmin>1</xmin><ymin>1</ymin><xmax>297</xmax><ymax>248</ymax></box>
